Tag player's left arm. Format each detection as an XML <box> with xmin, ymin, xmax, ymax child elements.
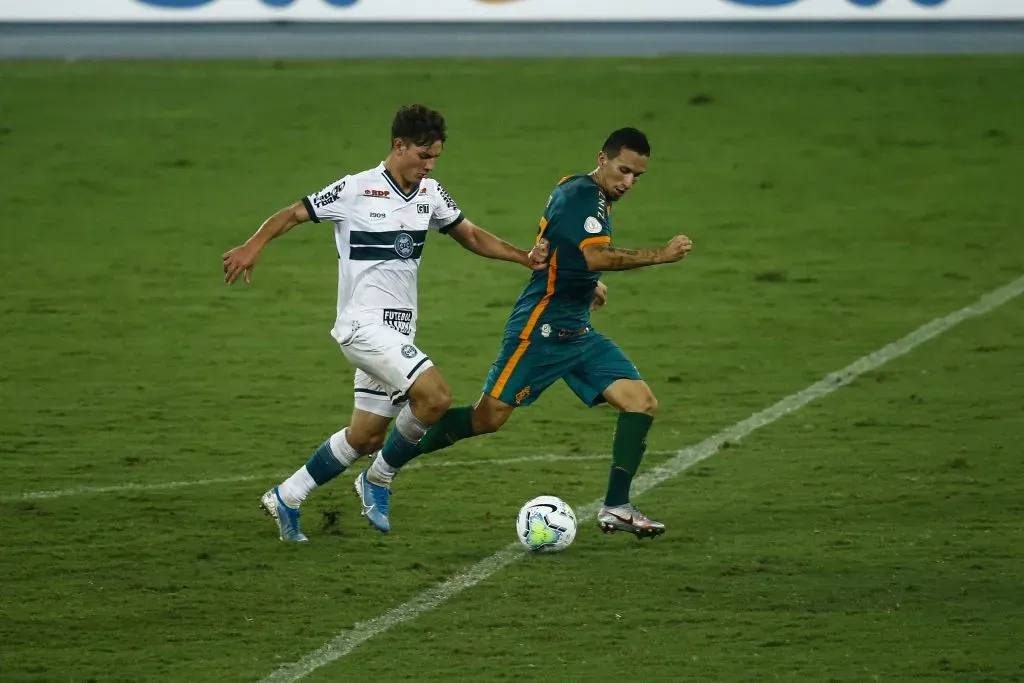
<box><xmin>447</xmin><ymin>219</ymin><xmax>549</xmax><ymax>271</ymax></box>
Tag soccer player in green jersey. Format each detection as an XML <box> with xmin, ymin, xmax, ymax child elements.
<box><xmin>365</xmin><ymin>127</ymin><xmax>692</xmax><ymax>537</ymax></box>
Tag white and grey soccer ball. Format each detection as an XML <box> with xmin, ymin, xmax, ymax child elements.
<box><xmin>516</xmin><ymin>495</ymin><xmax>577</xmax><ymax>552</ymax></box>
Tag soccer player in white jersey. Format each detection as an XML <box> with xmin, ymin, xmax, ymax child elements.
<box><xmin>222</xmin><ymin>105</ymin><xmax>549</xmax><ymax>541</ymax></box>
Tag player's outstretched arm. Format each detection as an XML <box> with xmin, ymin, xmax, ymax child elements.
<box><xmin>447</xmin><ymin>219</ymin><xmax>549</xmax><ymax>271</ymax></box>
<box><xmin>222</xmin><ymin>201</ymin><xmax>311</xmax><ymax>284</ymax></box>
<box><xmin>582</xmin><ymin>234</ymin><xmax>692</xmax><ymax>272</ymax></box>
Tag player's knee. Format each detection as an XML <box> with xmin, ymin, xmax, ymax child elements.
<box><xmin>473</xmin><ymin>411</ymin><xmax>502</xmax><ymax>434</ymax></box>
<box><xmin>347</xmin><ymin>428</ymin><xmax>385</xmax><ymax>455</ymax></box>
<box><xmin>415</xmin><ymin>385</ymin><xmax>451</xmax><ymax>423</ymax></box>
<box><xmin>624</xmin><ymin>389</ymin><xmax>658</xmax><ymax>416</ymax></box>
<box><xmin>472</xmin><ymin>400</ymin><xmax>512</xmax><ymax>434</ymax></box>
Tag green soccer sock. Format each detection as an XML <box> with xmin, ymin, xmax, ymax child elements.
<box><xmin>603</xmin><ymin>412</ymin><xmax>654</xmax><ymax>507</ymax></box>
<box><xmin>418</xmin><ymin>406</ymin><xmax>477</xmax><ymax>455</ymax></box>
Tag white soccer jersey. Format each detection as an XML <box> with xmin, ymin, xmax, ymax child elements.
<box><xmin>302</xmin><ymin>162</ymin><xmax>464</xmax><ymax>343</ymax></box>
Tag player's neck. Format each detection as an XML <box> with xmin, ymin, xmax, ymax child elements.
<box><xmin>588</xmin><ymin>170</ymin><xmax>613</xmax><ymax>200</ymax></box>
<box><xmin>383</xmin><ymin>158</ymin><xmax>419</xmax><ymax>194</ymax></box>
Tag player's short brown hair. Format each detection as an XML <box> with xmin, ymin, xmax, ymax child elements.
<box><xmin>392</xmin><ymin>104</ymin><xmax>447</xmax><ymax>147</ymax></box>
<box><xmin>602</xmin><ymin>127</ymin><xmax>651</xmax><ymax>159</ymax></box>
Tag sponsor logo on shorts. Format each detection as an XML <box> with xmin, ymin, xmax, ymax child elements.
<box><xmin>540</xmin><ymin>323</ymin><xmax>552</xmax><ymax>338</ymax></box>
<box><xmin>515</xmin><ymin>386</ymin><xmax>531</xmax><ymax>405</ymax></box>
<box><xmin>383</xmin><ymin>308</ymin><xmax>413</xmax><ymax>336</ymax></box>
<box><xmin>401</xmin><ymin>344</ymin><xmax>418</xmax><ymax>359</ymax></box>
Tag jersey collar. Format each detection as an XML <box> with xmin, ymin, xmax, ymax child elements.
<box><xmin>377</xmin><ymin>162</ymin><xmax>422</xmax><ymax>202</ymax></box>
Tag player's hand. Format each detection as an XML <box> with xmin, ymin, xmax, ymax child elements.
<box><xmin>222</xmin><ymin>242</ymin><xmax>262</xmax><ymax>285</ymax></box>
<box><xmin>591</xmin><ymin>280</ymin><xmax>608</xmax><ymax>312</ymax></box>
<box><xmin>527</xmin><ymin>238</ymin><xmax>550</xmax><ymax>271</ymax></box>
<box><xmin>660</xmin><ymin>235</ymin><xmax>693</xmax><ymax>264</ymax></box>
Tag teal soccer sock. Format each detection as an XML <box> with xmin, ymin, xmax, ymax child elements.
<box><xmin>603</xmin><ymin>412</ymin><xmax>654</xmax><ymax>507</ymax></box>
<box><xmin>417</xmin><ymin>406</ymin><xmax>476</xmax><ymax>454</ymax></box>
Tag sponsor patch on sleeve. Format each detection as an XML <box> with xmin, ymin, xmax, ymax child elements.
<box><xmin>584</xmin><ymin>216</ymin><xmax>603</xmax><ymax>234</ymax></box>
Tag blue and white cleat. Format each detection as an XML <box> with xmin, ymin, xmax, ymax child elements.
<box><xmin>260</xmin><ymin>487</ymin><xmax>308</xmax><ymax>542</ymax></box>
<box><xmin>353</xmin><ymin>469</ymin><xmax>391</xmax><ymax>533</ymax></box>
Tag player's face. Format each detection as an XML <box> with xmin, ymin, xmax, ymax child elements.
<box><xmin>394</xmin><ymin>138</ymin><xmax>443</xmax><ymax>185</ymax></box>
<box><xmin>598</xmin><ymin>148</ymin><xmax>648</xmax><ymax>200</ymax></box>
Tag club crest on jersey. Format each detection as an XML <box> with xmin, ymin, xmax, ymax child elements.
<box><xmin>394</xmin><ymin>232</ymin><xmax>415</xmax><ymax>258</ymax></box>
<box><xmin>584</xmin><ymin>216</ymin><xmax>603</xmax><ymax>234</ymax></box>
<box><xmin>401</xmin><ymin>344</ymin><xmax>418</xmax><ymax>359</ymax></box>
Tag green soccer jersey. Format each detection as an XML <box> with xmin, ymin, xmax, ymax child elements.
<box><xmin>504</xmin><ymin>174</ymin><xmax>612</xmax><ymax>341</ymax></box>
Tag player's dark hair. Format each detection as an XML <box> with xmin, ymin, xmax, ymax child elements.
<box><xmin>391</xmin><ymin>104</ymin><xmax>447</xmax><ymax>147</ymax></box>
<box><xmin>602</xmin><ymin>127</ymin><xmax>651</xmax><ymax>159</ymax></box>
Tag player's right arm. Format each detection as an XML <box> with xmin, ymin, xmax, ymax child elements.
<box><xmin>222</xmin><ymin>202</ymin><xmax>311</xmax><ymax>285</ymax></box>
<box><xmin>557</xmin><ymin>183</ymin><xmax>692</xmax><ymax>272</ymax></box>
<box><xmin>222</xmin><ymin>177</ymin><xmax>348</xmax><ymax>285</ymax></box>
<box><xmin>582</xmin><ymin>235</ymin><xmax>692</xmax><ymax>272</ymax></box>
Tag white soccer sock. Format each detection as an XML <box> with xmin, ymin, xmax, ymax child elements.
<box><xmin>368</xmin><ymin>453</ymin><xmax>398</xmax><ymax>487</ymax></box>
<box><xmin>278</xmin><ymin>466</ymin><xmax>316</xmax><ymax>509</ymax></box>
<box><xmin>278</xmin><ymin>428</ymin><xmax>363</xmax><ymax>507</ymax></box>
<box><xmin>329</xmin><ymin>428</ymin><xmax>363</xmax><ymax>467</ymax></box>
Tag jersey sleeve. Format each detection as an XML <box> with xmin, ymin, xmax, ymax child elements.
<box><xmin>429</xmin><ymin>181</ymin><xmax>465</xmax><ymax>234</ymax></box>
<box><xmin>556</xmin><ymin>185</ymin><xmax>611</xmax><ymax>251</ymax></box>
<box><xmin>302</xmin><ymin>176</ymin><xmax>351</xmax><ymax>224</ymax></box>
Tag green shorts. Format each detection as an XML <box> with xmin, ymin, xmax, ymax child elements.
<box><xmin>482</xmin><ymin>330</ymin><xmax>642</xmax><ymax>408</ymax></box>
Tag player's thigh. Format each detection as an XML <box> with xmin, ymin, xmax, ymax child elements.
<box><xmin>481</xmin><ymin>337</ymin><xmax>568</xmax><ymax>408</ymax></box>
<box><xmin>601</xmin><ymin>379</ymin><xmax>658</xmax><ymax>415</ymax></box>
<box><xmin>563</xmin><ymin>334</ymin><xmax>646</xmax><ymax>409</ymax></box>
<box><xmin>353</xmin><ymin>368</ymin><xmax>403</xmax><ymax>419</ymax></box>
<box><xmin>339</xmin><ymin>324</ymin><xmax>434</xmax><ymax>398</ymax></box>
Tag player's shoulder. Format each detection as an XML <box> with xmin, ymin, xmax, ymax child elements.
<box><xmin>422</xmin><ymin>177</ymin><xmax>458</xmax><ymax>208</ymax></box>
<box><xmin>325</xmin><ymin>166</ymin><xmax>391</xmax><ymax>202</ymax></box>
<box><xmin>555</xmin><ymin>174</ymin><xmax>599</xmax><ymax>197</ymax></box>
<box><xmin>552</xmin><ymin>174</ymin><xmax>603</xmax><ymax>210</ymax></box>
<box><xmin>346</xmin><ymin>166</ymin><xmax>382</xmax><ymax>189</ymax></box>
<box><xmin>421</xmin><ymin>176</ymin><xmax>451</xmax><ymax>194</ymax></box>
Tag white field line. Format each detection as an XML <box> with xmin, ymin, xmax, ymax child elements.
<box><xmin>259</xmin><ymin>274</ymin><xmax>1024</xmax><ymax>683</ymax></box>
<box><xmin>1</xmin><ymin>452</ymin><xmax>650</xmax><ymax>503</ymax></box>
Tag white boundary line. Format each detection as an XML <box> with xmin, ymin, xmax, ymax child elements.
<box><xmin>2</xmin><ymin>452</ymin><xmax>643</xmax><ymax>503</ymax></box>
<box><xmin>259</xmin><ymin>274</ymin><xmax>1024</xmax><ymax>683</ymax></box>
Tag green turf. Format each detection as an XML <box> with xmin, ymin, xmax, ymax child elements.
<box><xmin>1</xmin><ymin>57</ymin><xmax>1022</xmax><ymax>682</ymax></box>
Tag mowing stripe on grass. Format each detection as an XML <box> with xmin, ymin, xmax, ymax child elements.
<box><xmin>259</xmin><ymin>274</ymin><xmax>1024</xmax><ymax>683</ymax></box>
<box><xmin>2</xmin><ymin>452</ymin><xmax>630</xmax><ymax>503</ymax></box>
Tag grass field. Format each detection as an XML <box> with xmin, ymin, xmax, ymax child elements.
<box><xmin>1</xmin><ymin>56</ymin><xmax>1023</xmax><ymax>682</ymax></box>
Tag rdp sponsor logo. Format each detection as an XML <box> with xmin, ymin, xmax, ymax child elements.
<box><xmin>137</xmin><ymin>0</ymin><xmax>357</xmax><ymax>8</ymax></box>
<box><xmin>726</xmin><ymin>0</ymin><xmax>946</xmax><ymax>6</ymax></box>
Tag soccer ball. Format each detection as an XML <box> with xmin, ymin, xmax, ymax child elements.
<box><xmin>516</xmin><ymin>495</ymin><xmax>577</xmax><ymax>552</ymax></box>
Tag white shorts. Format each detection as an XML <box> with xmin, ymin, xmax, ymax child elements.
<box><xmin>336</xmin><ymin>322</ymin><xmax>434</xmax><ymax>419</ymax></box>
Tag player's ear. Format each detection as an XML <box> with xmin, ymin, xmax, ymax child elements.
<box><xmin>392</xmin><ymin>137</ymin><xmax>406</xmax><ymax>155</ymax></box>
<box><xmin>597</xmin><ymin>150</ymin><xmax>608</xmax><ymax>168</ymax></box>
